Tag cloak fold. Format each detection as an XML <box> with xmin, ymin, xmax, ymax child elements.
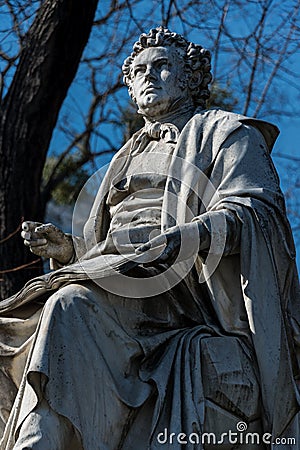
<box><xmin>0</xmin><ymin>109</ymin><xmax>299</xmax><ymax>447</ymax></box>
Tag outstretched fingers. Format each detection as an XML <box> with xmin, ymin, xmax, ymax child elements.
<box><xmin>23</xmin><ymin>238</ymin><xmax>48</xmax><ymax>247</ymax></box>
<box><xmin>21</xmin><ymin>230</ymin><xmax>47</xmax><ymax>247</ymax></box>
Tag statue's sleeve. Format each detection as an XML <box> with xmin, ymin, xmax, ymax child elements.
<box><xmin>192</xmin><ymin>209</ymin><xmax>241</xmax><ymax>256</ymax></box>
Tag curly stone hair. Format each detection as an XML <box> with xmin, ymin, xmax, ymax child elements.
<box><xmin>122</xmin><ymin>26</ymin><xmax>212</xmax><ymax>109</ymax></box>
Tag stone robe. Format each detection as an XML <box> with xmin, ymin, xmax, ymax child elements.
<box><xmin>0</xmin><ymin>109</ymin><xmax>299</xmax><ymax>449</ymax></box>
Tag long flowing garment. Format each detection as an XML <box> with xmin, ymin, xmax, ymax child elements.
<box><xmin>0</xmin><ymin>109</ymin><xmax>299</xmax><ymax>449</ymax></box>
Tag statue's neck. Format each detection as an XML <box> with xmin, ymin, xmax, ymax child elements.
<box><xmin>141</xmin><ymin>100</ymin><xmax>198</xmax><ymax>131</ymax></box>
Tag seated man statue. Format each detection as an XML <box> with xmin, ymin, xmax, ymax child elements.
<box><xmin>0</xmin><ymin>27</ymin><xmax>299</xmax><ymax>450</ymax></box>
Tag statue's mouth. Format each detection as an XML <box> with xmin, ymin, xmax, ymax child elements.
<box><xmin>142</xmin><ymin>85</ymin><xmax>161</xmax><ymax>95</ymax></box>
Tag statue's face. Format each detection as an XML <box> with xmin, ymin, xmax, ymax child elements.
<box><xmin>131</xmin><ymin>46</ymin><xmax>190</xmax><ymax>118</ymax></box>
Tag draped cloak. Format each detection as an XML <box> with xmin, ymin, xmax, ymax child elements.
<box><xmin>0</xmin><ymin>108</ymin><xmax>299</xmax><ymax>448</ymax></box>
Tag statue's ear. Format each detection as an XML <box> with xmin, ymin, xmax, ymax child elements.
<box><xmin>188</xmin><ymin>72</ymin><xmax>203</xmax><ymax>90</ymax></box>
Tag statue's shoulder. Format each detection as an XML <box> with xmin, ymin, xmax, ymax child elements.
<box><xmin>191</xmin><ymin>108</ymin><xmax>251</xmax><ymax>128</ymax></box>
<box><xmin>190</xmin><ymin>108</ymin><xmax>279</xmax><ymax>152</ymax></box>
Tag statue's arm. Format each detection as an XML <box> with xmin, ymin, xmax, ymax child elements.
<box><xmin>191</xmin><ymin>122</ymin><xmax>282</xmax><ymax>255</ymax></box>
<box><xmin>137</xmin><ymin>123</ymin><xmax>279</xmax><ymax>264</ymax></box>
<box><xmin>136</xmin><ymin>212</ymin><xmax>241</xmax><ymax>266</ymax></box>
<box><xmin>191</xmin><ymin>208</ymin><xmax>242</xmax><ymax>257</ymax></box>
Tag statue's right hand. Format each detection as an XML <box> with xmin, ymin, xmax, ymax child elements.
<box><xmin>21</xmin><ymin>221</ymin><xmax>74</xmax><ymax>264</ymax></box>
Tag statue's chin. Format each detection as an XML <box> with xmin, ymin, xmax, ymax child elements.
<box><xmin>137</xmin><ymin>94</ymin><xmax>193</xmax><ymax>122</ymax></box>
<box><xmin>138</xmin><ymin>97</ymin><xmax>170</xmax><ymax>120</ymax></box>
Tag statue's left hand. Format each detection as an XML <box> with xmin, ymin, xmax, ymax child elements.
<box><xmin>136</xmin><ymin>223</ymin><xmax>201</xmax><ymax>266</ymax></box>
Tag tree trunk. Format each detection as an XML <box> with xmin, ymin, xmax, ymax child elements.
<box><xmin>0</xmin><ymin>0</ymin><xmax>98</xmax><ymax>299</ymax></box>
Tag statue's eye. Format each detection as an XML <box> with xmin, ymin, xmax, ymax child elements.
<box><xmin>134</xmin><ymin>66</ymin><xmax>145</xmax><ymax>76</ymax></box>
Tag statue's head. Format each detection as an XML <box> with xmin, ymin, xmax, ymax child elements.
<box><xmin>122</xmin><ymin>27</ymin><xmax>212</xmax><ymax>119</ymax></box>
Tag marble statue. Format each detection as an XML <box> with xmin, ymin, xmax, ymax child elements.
<box><xmin>0</xmin><ymin>26</ymin><xmax>299</xmax><ymax>450</ymax></box>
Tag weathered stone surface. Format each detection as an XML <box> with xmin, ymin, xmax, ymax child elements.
<box><xmin>0</xmin><ymin>27</ymin><xmax>299</xmax><ymax>450</ymax></box>
<box><xmin>201</xmin><ymin>337</ymin><xmax>260</xmax><ymax>420</ymax></box>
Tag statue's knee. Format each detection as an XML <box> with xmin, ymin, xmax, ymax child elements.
<box><xmin>45</xmin><ymin>283</ymin><xmax>90</xmax><ymax>312</ymax></box>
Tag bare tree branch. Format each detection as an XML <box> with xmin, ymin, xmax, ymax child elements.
<box><xmin>242</xmin><ymin>0</ymin><xmax>270</xmax><ymax>115</ymax></box>
<box><xmin>253</xmin><ymin>3</ymin><xmax>300</xmax><ymax>117</ymax></box>
<box><xmin>212</xmin><ymin>0</ymin><xmax>229</xmax><ymax>81</ymax></box>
